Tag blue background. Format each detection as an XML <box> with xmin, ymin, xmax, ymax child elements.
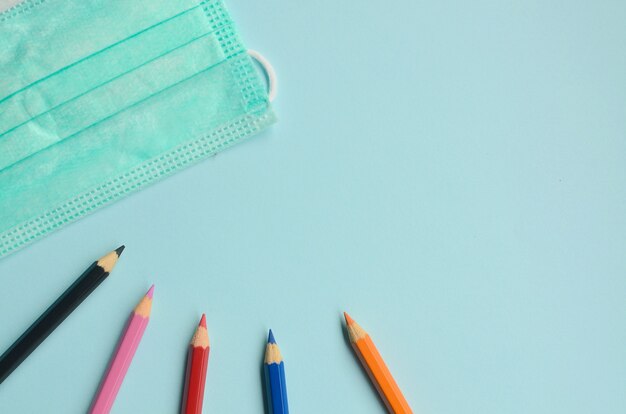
<box><xmin>1</xmin><ymin>0</ymin><xmax>625</xmax><ymax>412</ymax></box>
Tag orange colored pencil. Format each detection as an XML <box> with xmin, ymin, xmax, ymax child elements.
<box><xmin>344</xmin><ymin>312</ymin><xmax>412</xmax><ymax>414</ymax></box>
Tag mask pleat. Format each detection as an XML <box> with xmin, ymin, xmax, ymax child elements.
<box><xmin>0</xmin><ymin>24</ymin><xmax>243</xmax><ymax>172</ymax></box>
<box><xmin>0</xmin><ymin>5</ymin><xmax>230</xmax><ymax>132</ymax></box>
<box><xmin>0</xmin><ymin>0</ymin><xmax>205</xmax><ymax>94</ymax></box>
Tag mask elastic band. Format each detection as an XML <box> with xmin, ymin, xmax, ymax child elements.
<box><xmin>247</xmin><ymin>50</ymin><xmax>277</xmax><ymax>102</ymax></box>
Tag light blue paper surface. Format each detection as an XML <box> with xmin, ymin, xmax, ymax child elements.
<box><xmin>0</xmin><ymin>0</ymin><xmax>625</xmax><ymax>413</ymax></box>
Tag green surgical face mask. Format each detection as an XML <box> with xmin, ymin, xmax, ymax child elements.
<box><xmin>0</xmin><ymin>0</ymin><xmax>276</xmax><ymax>258</ymax></box>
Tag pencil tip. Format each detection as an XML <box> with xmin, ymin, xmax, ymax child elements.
<box><xmin>268</xmin><ymin>329</ymin><xmax>276</xmax><ymax>344</ymax></box>
<box><xmin>97</xmin><ymin>247</ymin><xmax>124</xmax><ymax>273</ymax></box>
<box><xmin>344</xmin><ymin>312</ymin><xmax>354</xmax><ymax>325</ymax></box>
<box><xmin>146</xmin><ymin>284</ymin><xmax>154</xmax><ymax>298</ymax></box>
<box><xmin>199</xmin><ymin>313</ymin><xmax>207</xmax><ymax>328</ymax></box>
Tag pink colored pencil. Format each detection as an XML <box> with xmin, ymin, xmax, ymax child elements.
<box><xmin>89</xmin><ymin>286</ymin><xmax>154</xmax><ymax>414</ymax></box>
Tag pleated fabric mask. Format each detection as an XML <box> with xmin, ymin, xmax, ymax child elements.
<box><xmin>0</xmin><ymin>0</ymin><xmax>276</xmax><ymax>258</ymax></box>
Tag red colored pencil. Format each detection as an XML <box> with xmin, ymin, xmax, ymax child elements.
<box><xmin>181</xmin><ymin>314</ymin><xmax>210</xmax><ymax>414</ymax></box>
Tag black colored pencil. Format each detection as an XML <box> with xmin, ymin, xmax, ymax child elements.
<box><xmin>0</xmin><ymin>246</ymin><xmax>125</xmax><ymax>385</ymax></box>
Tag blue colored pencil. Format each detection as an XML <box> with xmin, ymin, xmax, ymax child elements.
<box><xmin>264</xmin><ymin>330</ymin><xmax>289</xmax><ymax>414</ymax></box>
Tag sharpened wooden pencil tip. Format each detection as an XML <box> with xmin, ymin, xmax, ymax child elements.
<box><xmin>344</xmin><ymin>312</ymin><xmax>355</xmax><ymax>325</ymax></box>
<box><xmin>345</xmin><ymin>313</ymin><xmax>367</xmax><ymax>343</ymax></box>
<box><xmin>115</xmin><ymin>245</ymin><xmax>125</xmax><ymax>256</ymax></box>
<box><xmin>134</xmin><ymin>289</ymin><xmax>154</xmax><ymax>318</ymax></box>
<box><xmin>264</xmin><ymin>335</ymin><xmax>283</xmax><ymax>365</ymax></box>
<box><xmin>97</xmin><ymin>248</ymin><xmax>124</xmax><ymax>273</ymax></box>
<box><xmin>191</xmin><ymin>317</ymin><xmax>210</xmax><ymax>348</ymax></box>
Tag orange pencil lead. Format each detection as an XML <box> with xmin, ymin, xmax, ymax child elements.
<box><xmin>344</xmin><ymin>312</ymin><xmax>355</xmax><ymax>325</ymax></box>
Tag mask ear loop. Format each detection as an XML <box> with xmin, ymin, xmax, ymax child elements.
<box><xmin>247</xmin><ymin>50</ymin><xmax>277</xmax><ymax>102</ymax></box>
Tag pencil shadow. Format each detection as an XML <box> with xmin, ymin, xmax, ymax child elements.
<box><xmin>259</xmin><ymin>334</ymin><xmax>270</xmax><ymax>414</ymax></box>
<box><xmin>177</xmin><ymin>349</ymin><xmax>188</xmax><ymax>413</ymax></box>
<box><xmin>339</xmin><ymin>316</ymin><xmax>388</xmax><ymax>412</ymax></box>
<box><xmin>177</xmin><ymin>318</ymin><xmax>198</xmax><ymax>413</ymax></box>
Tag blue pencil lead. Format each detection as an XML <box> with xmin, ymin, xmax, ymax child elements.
<box><xmin>268</xmin><ymin>329</ymin><xmax>276</xmax><ymax>344</ymax></box>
